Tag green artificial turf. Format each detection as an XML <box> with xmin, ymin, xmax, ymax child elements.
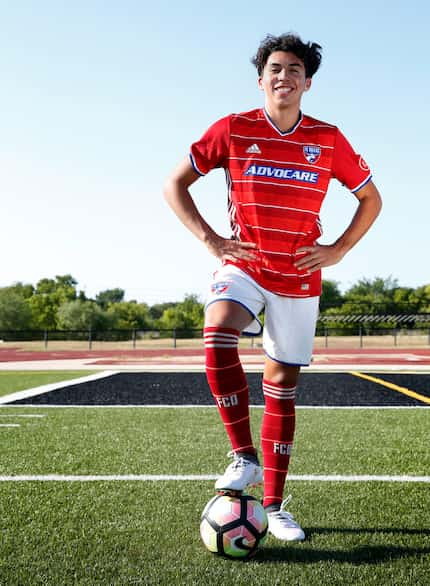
<box><xmin>0</xmin><ymin>407</ymin><xmax>428</xmax><ymax>477</ymax></box>
<box><xmin>0</xmin><ymin>397</ymin><xmax>429</xmax><ymax>584</ymax></box>
<box><xmin>0</xmin><ymin>481</ymin><xmax>428</xmax><ymax>585</ymax></box>
<box><xmin>0</xmin><ymin>371</ymin><xmax>99</xmax><ymax>398</ymax></box>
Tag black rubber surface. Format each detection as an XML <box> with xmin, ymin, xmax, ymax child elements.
<box><xmin>8</xmin><ymin>372</ymin><xmax>430</xmax><ymax>407</ymax></box>
<box><xmin>369</xmin><ymin>373</ymin><xmax>430</xmax><ymax>398</ymax></box>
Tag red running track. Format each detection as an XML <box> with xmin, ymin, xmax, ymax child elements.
<box><xmin>0</xmin><ymin>347</ymin><xmax>429</xmax><ymax>365</ymax></box>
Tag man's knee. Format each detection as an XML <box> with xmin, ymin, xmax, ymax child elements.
<box><xmin>264</xmin><ymin>359</ymin><xmax>300</xmax><ymax>387</ymax></box>
<box><xmin>205</xmin><ymin>300</ymin><xmax>253</xmax><ymax>331</ymax></box>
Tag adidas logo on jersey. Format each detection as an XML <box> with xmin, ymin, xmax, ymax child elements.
<box><xmin>246</xmin><ymin>143</ymin><xmax>261</xmax><ymax>154</ymax></box>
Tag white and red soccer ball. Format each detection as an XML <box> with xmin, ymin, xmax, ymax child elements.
<box><xmin>200</xmin><ymin>493</ymin><xmax>268</xmax><ymax>559</ymax></box>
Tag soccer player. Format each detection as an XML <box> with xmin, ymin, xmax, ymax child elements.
<box><xmin>164</xmin><ymin>33</ymin><xmax>382</xmax><ymax>542</ymax></box>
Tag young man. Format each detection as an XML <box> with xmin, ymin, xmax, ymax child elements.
<box><xmin>164</xmin><ymin>33</ymin><xmax>382</xmax><ymax>542</ymax></box>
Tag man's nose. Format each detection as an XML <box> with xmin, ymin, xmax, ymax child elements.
<box><xmin>276</xmin><ymin>69</ymin><xmax>291</xmax><ymax>83</ymax></box>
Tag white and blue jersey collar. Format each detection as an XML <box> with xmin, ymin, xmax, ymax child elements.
<box><xmin>263</xmin><ymin>108</ymin><xmax>303</xmax><ymax>136</ymax></box>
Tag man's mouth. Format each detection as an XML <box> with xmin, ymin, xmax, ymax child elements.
<box><xmin>274</xmin><ymin>86</ymin><xmax>293</xmax><ymax>94</ymax></box>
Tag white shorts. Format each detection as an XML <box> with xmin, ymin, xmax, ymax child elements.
<box><xmin>206</xmin><ymin>265</ymin><xmax>319</xmax><ymax>366</ymax></box>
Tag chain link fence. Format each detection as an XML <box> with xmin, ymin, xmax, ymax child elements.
<box><xmin>1</xmin><ymin>315</ymin><xmax>430</xmax><ymax>350</ymax></box>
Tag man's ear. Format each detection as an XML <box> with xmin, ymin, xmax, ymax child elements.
<box><xmin>257</xmin><ymin>77</ymin><xmax>264</xmax><ymax>91</ymax></box>
<box><xmin>304</xmin><ymin>78</ymin><xmax>312</xmax><ymax>92</ymax></box>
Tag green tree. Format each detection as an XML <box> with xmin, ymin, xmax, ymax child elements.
<box><xmin>158</xmin><ymin>294</ymin><xmax>204</xmax><ymax>332</ymax></box>
<box><xmin>57</xmin><ymin>300</ymin><xmax>107</xmax><ymax>330</ymax></box>
<box><xmin>95</xmin><ymin>288</ymin><xmax>125</xmax><ymax>309</ymax></box>
<box><xmin>409</xmin><ymin>284</ymin><xmax>430</xmax><ymax>313</ymax></box>
<box><xmin>335</xmin><ymin>276</ymin><xmax>399</xmax><ymax>314</ymax></box>
<box><xmin>29</xmin><ymin>275</ymin><xmax>78</xmax><ymax>329</ymax></box>
<box><xmin>149</xmin><ymin>302</ymin><xmax>176</xmax><ymax>321</ymax></box>
<box><xmin>320</xmin><ymin>277</ymin><xmax>398</xmax><ymax>333</ymax></box>
<box><xmin>106</xmin><ymin>301</ymin><xmax>152</xmax><ymax>329</ymax></box>
<box><xmin>6</xmin><ymin>282</ymin><xmax>35</xmax><ymax>299</ymax></box>
<box><xmin>320</xmin><ymin>280</ymin><xmax>343</xmax><ymax>311</ymax></box>
<box><xmin>0</xmin><ymin>287</ymin><xmax>33</xmax><ymax>330</ymax></box>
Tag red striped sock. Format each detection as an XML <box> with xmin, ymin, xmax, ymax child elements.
<box><xmin>261</xmin><ymin>379</ymin><xmax>296</xmax><ymax>508</ymax></box>
<box><xmin>204</xmin><ymin>326</ymin><xmax>255</xmax><ymax>455</ymax></box>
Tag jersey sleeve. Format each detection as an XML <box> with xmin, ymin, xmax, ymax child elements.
<box><xmin>189</xmin><ymin>115</ymin><xmax>230</xmax><ymax>176</ymax></box>
<box><xmin>331</xmin><ymin>129</ymin><xmax>372</xmax><ymax>193</ymax></box>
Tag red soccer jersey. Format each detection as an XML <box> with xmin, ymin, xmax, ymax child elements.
<box><xmin>190</xmin><ymin>108</ymin><xmax>372</xmax><ymax>297</ymax></box>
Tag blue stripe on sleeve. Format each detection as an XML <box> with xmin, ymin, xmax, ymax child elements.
<box><xmin>189</xmin><ymin>153</ymin><xmax>205</xmax><ymax>176</ymax></box>
<box><xmin>352</xmin><ymin>174</ymin><xmax>372</xmax><ymax>193</ymax></box>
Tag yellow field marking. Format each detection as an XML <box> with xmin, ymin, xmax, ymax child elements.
<box><xmin>350</xmin><ymin>371</ymin><xmax>430</xmax><ymax>405</ymax></box>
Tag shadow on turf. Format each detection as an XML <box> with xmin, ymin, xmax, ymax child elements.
<box><xmin>306</xmin><ymin>526</ymin><xmax>430</xmax><ymax>537</ymax></box>
<box><xmin>253</xmin><ymin>527</ymin><xmax>430</xmax><ymax>564</ymax></box>
<box><xmin>254</xmin><ymin>544</ymin><xmax>430</xmax><ymax>565</ymax></box>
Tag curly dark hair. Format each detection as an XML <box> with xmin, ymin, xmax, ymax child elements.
<box><xmin>251</xmin><ymin>33</ymin><xmax>322</xmax><ymax>78</ymax></box>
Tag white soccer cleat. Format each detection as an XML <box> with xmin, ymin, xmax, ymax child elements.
<box><xmin>215</xmin><ymin>452</ymin><xmax>263</xmax><ymax>492</ymax></box>
<box><xmin>267</xmin><ymin>496</ymin><xmax>305</xmax><ymax>541</ymax></box>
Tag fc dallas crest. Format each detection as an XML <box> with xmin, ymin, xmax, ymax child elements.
<box><xmin>303</xmin><ymin>145</ymin><xmax>321</xmax><ymax>164</ymax></box>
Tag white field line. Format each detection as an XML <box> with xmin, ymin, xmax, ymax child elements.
<box><xmin>0</xmin><ymin>414</ymin><xmax>46</xmax><ymax>418</ymax></box>
<box><xmin>0</xmin><ymin>424</ymin><xmax>20</xmax><ymax>428</ymax></box>
<box><xmin>0</xmin><ymin>474</ymin><xmax>429</xmax><ymax>483</ymax></box>
<box><xmin>0</xmin><ymin>371</ymin><xmax>119</xmax><ymax>405</ymax></box>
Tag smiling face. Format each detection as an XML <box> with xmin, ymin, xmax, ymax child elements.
<box><xmin>258</xmin><ymin>50</ymin><xmax>312</xmax><ymax>112</ymax></box>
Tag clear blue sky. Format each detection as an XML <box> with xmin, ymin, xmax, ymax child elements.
<box><xmin>1</xmin><ymin>0</ymin><xmax>429</xmax><ymax>303</ymax></box>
